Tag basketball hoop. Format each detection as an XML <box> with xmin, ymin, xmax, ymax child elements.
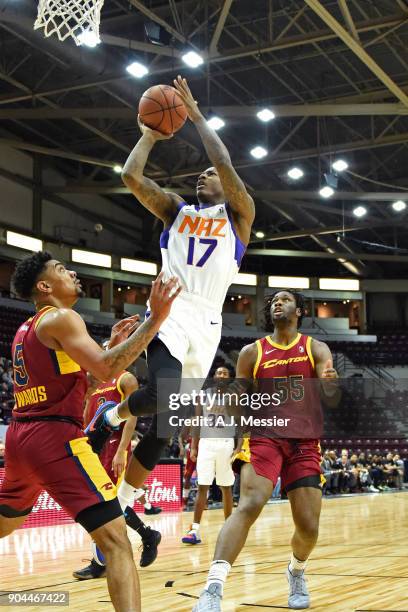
<box><xmin>34</xmin><ymin>0</ymin><xmax>105</xmax><ymax>46</ymax></box>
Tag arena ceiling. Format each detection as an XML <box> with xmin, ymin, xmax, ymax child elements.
<box><xmin>1</xmin><ymin>0</ymin><xmax>408</xmax><ymax>279</ymax></box>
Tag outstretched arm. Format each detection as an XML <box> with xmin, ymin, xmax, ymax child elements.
<box><xmin>122</xmin><ymin>119</ymin><xmax>184</xmax><ymax>225</ymax></box>
<box><xmin>36</xmin><ymin>274</ymin><xmax>181</xmax><ymax>381</ymax></box>
<box><xmin>173</xmin><ymin>76</ymin><xmax>255</xmax><ymax>245</ymax></box>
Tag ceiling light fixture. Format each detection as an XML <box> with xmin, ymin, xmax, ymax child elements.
<box><xmin>392</xmin><ymin>200</ymin><xmax>406</xmax><ymax>212</ymax></box>
<box><xmin>207</xmin><ymin>116</ymin><xmax>225</xmax><ymax>130</ymax></box>
<box><xmin>257</xmin><ymin>108</ymin><xmax>275</xmax><ymax>122</ymax></box>
<box><xmin>353</xmin><ymin>205</ymin><xmax>367</xmax><ymax>218</ymax></box>
<box><xmin>319</xmin><ymin>186</ymin><xmax>334</xmax><ymax>198</ymax></box>
<box><xmin>78</xmin><ymin>30</ymin><xmax>100</xmax><ymax>47</ymax></box>
<box><xmin>287</xmin><ymin>167</ymin><xmax>304</xmax><ymax>180</ymax></box>
<box><xmin>182</xmin><ymin>51</ymin><xmax>204</xmax><ymax>68</ymax></box>
<box><xmin>250</xmin><ymin>146</ymin><xmax>267</xmax><ymax>159</ymax></box>
<box><xmin>126</xmin><ymin>61</ymin><xmax>149</xmax><ymax>78</ymax></box>
<box><xmin>332</xmin><ymin>159</ymin><xmax>348</xmax><ymax>172</ymax></box>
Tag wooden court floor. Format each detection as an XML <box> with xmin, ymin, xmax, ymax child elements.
<box><xmin>0</xmin><ymin>492</ymin><xmax>407</xmax><ymax>612</ymax></box>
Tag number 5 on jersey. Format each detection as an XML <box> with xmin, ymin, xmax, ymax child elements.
<box><xmin>13</xmin><ymin>342</ymin><xmax>29</xmax><ymax>386</ymax></box>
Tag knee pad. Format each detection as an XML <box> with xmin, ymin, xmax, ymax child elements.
<box><xmin>127</xmin><ymin>384</ymin><xmax>157</xmax><ymax>417</ymax></box>
<box><xmin>132</xmin><ymin>434</ymin><xmax>169</xmax><ymax>471</ymax></box>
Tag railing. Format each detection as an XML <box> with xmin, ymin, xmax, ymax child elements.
<box><xmin>365</xmin><ymin>364</ymin><xmax>396</xmax><ymax>388</ymax></box>
<box><xmin>333</xmin><ymin>352</ymin><xmax>346</xmax><ymax>375</ymax></box>
<box><xmin>309</xmin><ymin>318</ymin><xmax>328</xmax><ymax>334</ymax></box>
<box><xmin>333</xmin><ymin>351</ymin><xmax>396</xmax><ymax>390</ymax></box>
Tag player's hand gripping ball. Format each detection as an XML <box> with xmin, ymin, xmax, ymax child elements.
<box><xmin>138</xmin><ymin>84</ymin><xmax>187</xmax><ymax>135</ymax></box>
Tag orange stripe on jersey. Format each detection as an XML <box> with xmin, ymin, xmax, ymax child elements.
<box><xmin>305</xmin><ymin>336</ymin><xmax>315</xmax><ymax>370</ymax></box>
<box><xmin>253</xmin><ymin>340</ymin><xmax>263</xmax><ymax>377</ymax></box>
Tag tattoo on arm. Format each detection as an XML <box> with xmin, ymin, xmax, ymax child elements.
<box><xmin>193</xmin><ymin>117</ymin><xmax>255</xmax><ymax>232</ymax></box>
<box><xmin>102</xmin><ymin>318</ymin><xmax>158</xmax><ymax>378</ymax></box>
<box><xmin>122</xmin><ymin>134</ymin><xmax>182</xmax><ymax>222</ymax></box>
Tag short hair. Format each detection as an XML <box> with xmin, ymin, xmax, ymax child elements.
<box><xmin>11</xmin><ymin>251</ymin><xmax>53</xmax><ymax>299</ymax></box>
<box><xmin>263</xmin><ymin>289</ymin><xmax>305</xmax><ymax>330</ymax></box>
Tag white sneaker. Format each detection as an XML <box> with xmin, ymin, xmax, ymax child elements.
<box><xmin>287</xmin><ymin>566</ymin><xmax>310</xmax><ymax>609</ymax></box>
<box><xmin>192</xmin><ymin>583</ymin><xmax>222</xmax><ymax>611</ymax></box>
<box><xmin>369</xmin><ymin>484</ymin><xmax>379</xmax><ymax>492</ymax></box>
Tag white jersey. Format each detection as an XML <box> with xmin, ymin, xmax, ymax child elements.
<box><xmin>160</xmin><ymin>202</ymin><xmax>245</xmax><ymax>311</ymax></box>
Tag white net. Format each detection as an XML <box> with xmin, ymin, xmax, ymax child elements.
<box><xmin>34</xmin><ymin>0</ymin><xmax>105</xmax><ymax>46</ymax></box>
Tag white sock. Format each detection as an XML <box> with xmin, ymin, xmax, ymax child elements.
<box><xmin>289</xmin><ymin>553</ymin><xmax>308</xmax><ymax>573</ymax></box>
<box><xmin>183</xmin><ymin>488</ymin><xmax>190</xmax><ymax>499</ymax></box>
<box><xmin>205</xmin><ymin>560</ymin><xmax>231</xmax><ymax>594</ymax></box>
<box><xmin>105</xmin><ymin>405</ymin><xmax>125</xmax><ymax>427</ymax></box>
<box><xmin>117</xmin><ymin>479</ymin><xmax>135</xmax><ymax>512</ymax></box>
<box><xmin>144</xmin><ymin>501</ymin><xmax>152</xmax><ymax>510</ymax></box>
<box><xmin>191</xmin><ymin>522</ymin><xmax>200</xmax><ymax>532</ymax></box>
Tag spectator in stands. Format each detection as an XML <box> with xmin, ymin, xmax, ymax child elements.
<box><xmin>322</xmin><ymin>450</ymin><xmax>341</xmax><ymax>494</ymax></box>
<box><xmin>369</xmin><ymin>454</ymin><xmax>386</xmax><ymax>489</ymax></box>
<box><xmin>357</xmin><ymin>452</ymin><xmax>367</xmax><ymax>466</ymax></box>
<box><xmin>393</xmin><ymin>454</ymin><xmax>404</xmax><ymax>489</ymax></box>
<box><xmin>382</xmin><ymin>453</ymin><xmax>404</xmax><ymax>489</ymax></box>
<box><xmin>321</xmin><ymin>451</ymin><xmax>333</xmax><ymax>494</ymax></box>
<box><xmin>1</xmin><ymin>383</ymin><xmax>10</xmax><ymax>397</ymax></box>
<box><xmin>349</xmin><ymin>454</ymin><xmax>379</xmax><ymax>492</ymax></box>
<box><xmin>338</xmin><ymin>451</ymin><xmax>358</xmax><ymax>493</ymax></box>
<box><xmin>0</xmin><ymin>439</ymin><xmax>5</xmax><ymax>468</ymax></box>
<box><xmin>167</xmin><ymin>434</ymin><xmax>181</xmax><ymax>459</ymax></box>
<box><xmin>0</xmin><ymin>401</ymin><xmax>7</xmax><ymax>424</ymax></box>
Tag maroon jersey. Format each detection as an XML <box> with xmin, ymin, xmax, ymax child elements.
<box><xmin>253</xmin><ymin>333</ymin><xmax>321</xmax><ymax>439</ymax></box>
<box><xmin>86</xmin><ymin>373</ymin><xmax>129</xmax><ymax>484</ymax></box>
<box><xmin>12</xmin><ymin>305</ymin><xmax>87</xmax><ymax>424</ymax></box>
<box><xmin>86</xmin><ymin>372</ymin><xmax>127</xmax><ymax>424</ymax></box>
<box><xmin>254</xmin><ymin>332</ymin><xmax>316</xmax><ymax>380</ymax></box>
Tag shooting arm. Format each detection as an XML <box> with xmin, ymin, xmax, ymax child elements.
<box><xmin>193</xmin><ymin>117</ymin><xmax>255</xmax><ymax>242</ymax></box>
<box><xmin>173</xmin><ymin>76</ymin><xmax>254</xmax><ymax>243</ymax></box>
<box><xmin>122</xmin><ymin>132</ymin><xmax>183</xmax><ymax>224</ymax></box>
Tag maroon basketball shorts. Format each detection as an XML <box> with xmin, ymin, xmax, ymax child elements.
<box><xmin>0</xmin><ymin>420</ymin><xmax>117</xmax><ymax>519</ymax></box>
<box><xmin>233</xmin><ymin>437</ymin><xmax>323</xmax><ymax>492</ymax></box>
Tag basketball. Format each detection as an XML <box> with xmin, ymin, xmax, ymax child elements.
<box><xmin>138</xmin><ymin>85</ymin><xmax>187</xmax><ymax>135</ymax></box>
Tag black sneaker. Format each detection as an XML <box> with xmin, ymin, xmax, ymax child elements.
<box><xmin>140</xmin><ymin>528</ymin><xmax>162</xmax><ymax>567</ymax></box>
<box><xmin>73</xmin><ymin>559</ymin><xmax>106</xmax><ymax>580</ymax></box>
<box><xmin>144</xmin><ymin>505</ymin><xmax>162</xmax><ymax>515</ymax></box>
<box><xmin>84</xmin><ymin>401</ymin><xmax>119</xmax><ymax>454</ymax></box>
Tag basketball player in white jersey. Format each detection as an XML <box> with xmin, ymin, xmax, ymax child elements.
<box><xmin>182</xmin><ymin>366</ymin><xmax>241</xmax><ymax>545</ymax></box>
<box><xmin>86</xmin><ymin>76</ymin><xmax>255</xmax><ymax>516</ymax></box>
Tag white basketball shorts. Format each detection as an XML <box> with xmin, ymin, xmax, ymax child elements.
<box><xmin>196</xmin><ymin>438</ymin><xmax>235</xmax><ymax>487</ymax></box>
<box><xmin>152</xmin><ymin>291</ymin><xmax>223</xmax><ymax>380</ymax></box>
